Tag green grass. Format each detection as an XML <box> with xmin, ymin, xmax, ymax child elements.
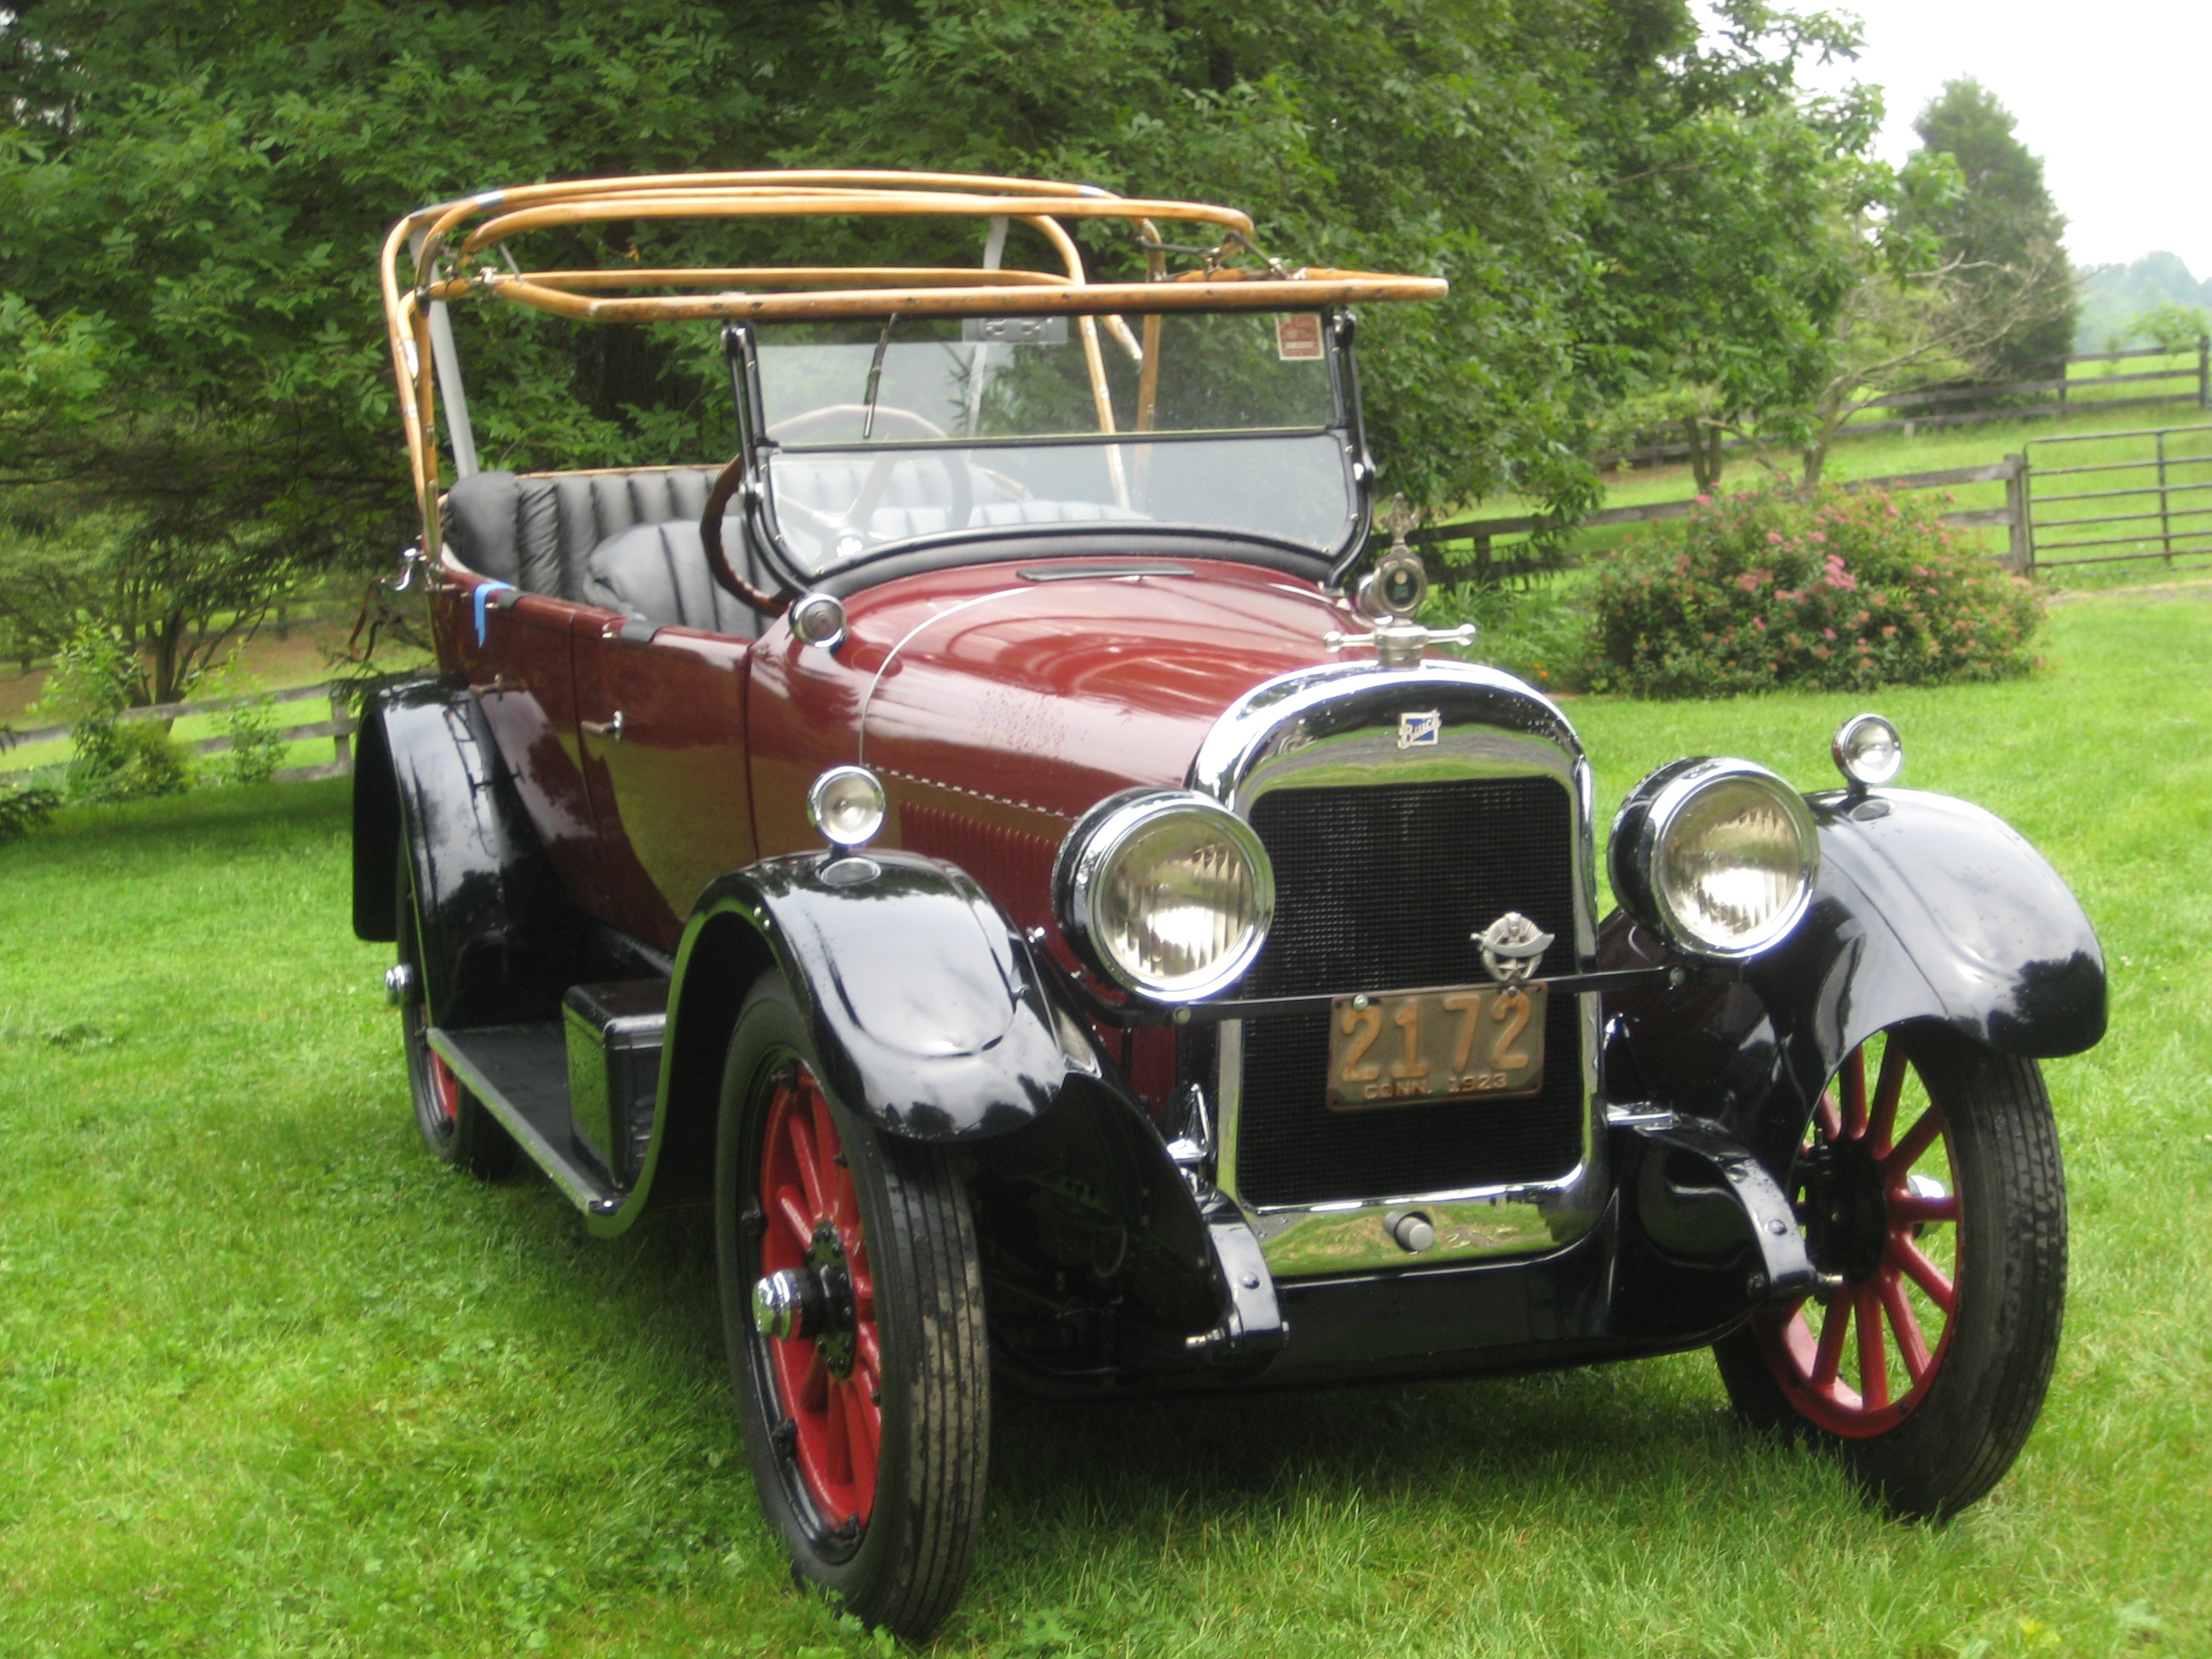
<box><xmin>5</xmin><ymin>593</ymin><xmax>2212</xmax><ymax>1655</ymax></box>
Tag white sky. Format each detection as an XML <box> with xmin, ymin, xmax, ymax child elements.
<box><xmin>1780</xmin><ymin>0</ymin><xmax>2211</xmax><ymax>278</ymax></box>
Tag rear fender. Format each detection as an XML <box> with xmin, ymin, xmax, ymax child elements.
<box><xmin>1604</xmin><ymin>787</ymin><xmax>2104</xmax><ymax>1174</ymax></box>
<box><xmin>352</xmin><ymin>678</ymin><xmax>579</xmax><ymax>1025</ymax></box>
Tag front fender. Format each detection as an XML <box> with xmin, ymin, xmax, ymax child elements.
<box><xmin>669</xmin><ymin>850</ymin><xmax>1103</xmax><ymax>1145</ymax></box>
<box><xmin>1604</xmin><ymin>786</ymin><xmax>2104</xmax><ymax>1173</ymax></box>
<box><xmin>649</xmin><ymin>850</ymin><xmax>1267</xmax><ymax>1356</ymax></box>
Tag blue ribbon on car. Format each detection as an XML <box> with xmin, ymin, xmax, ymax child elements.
<box><xmin>473</xmin><ymin>580</ymin><xmax>514</xmax><ymax>646</ymax></box>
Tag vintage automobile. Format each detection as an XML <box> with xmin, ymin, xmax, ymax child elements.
<box><xmin>353</xmin><ymin>171</ymin><xmax>2103</xmax><ymax>1638</ymax></box>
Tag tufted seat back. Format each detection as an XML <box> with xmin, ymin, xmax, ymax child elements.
<box><xmin>442</xmin><ymin>467</ymin><xmax>774</xmax><ymax>637</ymax></box>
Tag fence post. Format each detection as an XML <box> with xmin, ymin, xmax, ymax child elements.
<box><xmin>330</xmin><ymin>690</ymin><xmax>352</xmax><ymax>774</ymax></box>
<box><xmin>2007</xmin><ymin>452</ymin><xmax>2033</xmax><ymax>576</ymax></box>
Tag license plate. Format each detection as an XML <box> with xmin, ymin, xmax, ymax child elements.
<box><xmin>1326</xmin><ymin>984</ymin><xmax>1547</xmax><ymax>1111</ymax></box>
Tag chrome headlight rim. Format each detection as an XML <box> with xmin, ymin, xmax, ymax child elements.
<box><xmin>1053</xmin><ymin>788</ymin><xmax>1275</xmax><ymax>1004</ymax></box>
<box><xmin>1610</xmin><ymin>757</ymin><xmax>1818</xmax><ymax>961</ymax></box>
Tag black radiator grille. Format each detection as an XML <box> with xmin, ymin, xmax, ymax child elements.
<box><xmin>1233</xmin><ymin>775</ymin><xmax>1586</xmax><ymax>1209</ymax></box>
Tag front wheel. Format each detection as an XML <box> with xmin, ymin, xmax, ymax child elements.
<box><xmin>715</xmin><ymin>974</ymin><xmax>989</xmax><ymax>1640</ymax></box>
<box><xmin>1714</xmin><ymin>1023</ymin><xmax>2067</xmax><ymax>1516</ymax></box>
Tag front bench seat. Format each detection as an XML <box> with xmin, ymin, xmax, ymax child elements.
<box><xmin>581</xmin><ymin>520</ymin><xmax>772</xmax><ymax>638</ymax></box>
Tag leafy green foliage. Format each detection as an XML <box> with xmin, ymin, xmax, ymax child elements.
<box><xmin>1577</xmin><ymin>1</ymin><xmax>1884</xmax><ymax>457</ymax></box>
<box><xmin>1894</xmin><ymin>78</ymin><xmax>2075</xmax><ymax>382</ymax></box>
<box><xmin>1589</xmin><ymin>485</ymin><xmax>2041</xmax><ymax>697</ymax></box>
<box><xmin>0</xmin><ymin>506</ymin><xmax>299</xmax><ymax>706</ymax></box>
<box><xmin>205</xmin><ymin>694</ymin><xmax>287</xmax><ymax>787</ymax></box>
<box><xmin>36</xmin><ymin>621</ymin><xmax>194</xmax><ymax>799</ymax></box>
<box><xmin>2128</xmin><ymin>301</ymin><xmax>2211</xmax><ymax>356</ymax></box>
<box><xmin>0</xmin><ymin>775</ymin><xmax>59</xmax><ymax>844</ymax></box>
<box><xmin>0</xmin><ymin>0</ymin><xmax>1892</xmax><ymax>543</ymax></box>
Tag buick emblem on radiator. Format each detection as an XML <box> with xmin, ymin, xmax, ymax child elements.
<box><xmin>1397</xmin><ymin>709</ymin><xmax>1441</xmax><ymax>749</ymax></box>
<box><xmin>1475</xmin><ymin>911</ymin><xmax>1553</xmax><ymax>983</ymax></box>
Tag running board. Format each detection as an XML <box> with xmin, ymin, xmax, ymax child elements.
<box><xmin>428</xmin><ymin>1022</ymin><xmax>624</xmax><ymax>1215</ymax></box>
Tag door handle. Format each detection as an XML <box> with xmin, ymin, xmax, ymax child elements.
<box><xmin>582</xmin><ymin>711</ymin><xmax>625</xmax><ymax>742</ymax></box>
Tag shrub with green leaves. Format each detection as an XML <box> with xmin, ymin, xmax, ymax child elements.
<box><xmin>206</xmin><ymin>695</ymin><xmax>287</xmax><ymax>787</ymax></box>
<box><xmin>36</xmin><ymin>622</ymin><xmax>195</xmax><ymax>801</ymax></box>
<box><xmin>1589</xmin><ymin>485</ymin><xmax>2041</xmax><ymax>698</ymax></box>
<box><xmin>0</xmin><ymin>777</ymin><xmax>60</xmax><ymax>845</ymax></box>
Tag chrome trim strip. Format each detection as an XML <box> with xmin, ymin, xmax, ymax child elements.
<box><xmin>1189</xmin><ymin>657</ymin><xmax>1606</xmax><ymax>1279</ymax></box>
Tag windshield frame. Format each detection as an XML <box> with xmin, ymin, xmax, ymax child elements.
<box><xmin>729</xmin><ymin>307</ymin><xmax>1374</xmax><ymax>593</ymax></box>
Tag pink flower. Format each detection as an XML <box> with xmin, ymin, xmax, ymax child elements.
<box><xmin>1751</xmin><ymin>616</ymin><xmax>1767</xmax><ymax>632</ymax></box>
<box><xmin>1696</xmin><ymin>494</ymin><xmax>1712</xmax><ymax>506</ymax></box>
<box><xmin>1823</xmin><ymin>627</ymin><xmax>1837</xmax><ymax>640</ymax></box>
<box><xmin>1822</xmin><ymin>554</ymin><xmax>1858</xmax><ymax>593</ymax></box>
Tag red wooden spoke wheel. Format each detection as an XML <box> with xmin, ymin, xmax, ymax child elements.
<box><xmin>1714</xmin><ymin>1023</ymin><xmax>2068</xmax><ymax>1517</ymax></box>
<box><xmin>1755</xmin><ymin>1038</ymin><xmax>1961</xmax><ymax>1437</ymax></box>
<box><xmin>756</xmin><ymin>1064</ymin><xmax>883</xmax><ymax>1532</ymax></box>
<box><xmin>717</xmin><ymin>971</ymin><xmax>989</xmax><ymax>1640</ymax></box>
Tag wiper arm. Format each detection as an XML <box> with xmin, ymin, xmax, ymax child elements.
<box><xmin>860</xmin><ymin>313</ymin><xmax>898</xmax><ymax>441</ymax></box>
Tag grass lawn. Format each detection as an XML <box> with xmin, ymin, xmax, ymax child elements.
<box><xmin>4</xmin><ymin>593</ymin><xmax>2210</xmax><ymax>1657</ymax></box>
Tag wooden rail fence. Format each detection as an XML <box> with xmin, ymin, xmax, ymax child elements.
<box><xmin>1601</xmin><ymin>338</ymin><xmax>2212</xmax><ymax>469</ymax></box>
<box><xmin>0</xmin><ymin>683</ymin><xmax>356</xmax><ymax>783</ymax></box>
<box><xmin>1412</xmin><ymin>457</ymin><xmax>2032</xmax><ymax>579</ymax></box>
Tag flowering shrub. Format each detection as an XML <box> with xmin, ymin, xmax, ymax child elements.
<box><xmin>1589</xmin><ymin>485</ymin><xmax>2041</xmax><ymax>698</ymax></box>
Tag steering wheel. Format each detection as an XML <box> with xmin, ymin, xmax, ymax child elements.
<box><xmin>765</xmin><ymin>404</ymin><xmax>976</xmax><ymax>553</ymax></box>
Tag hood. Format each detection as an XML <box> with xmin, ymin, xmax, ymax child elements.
<box><xmin>845</xmin><ymin>557</ymin><xmax>1359</xmax><ymax>819</ymax></box>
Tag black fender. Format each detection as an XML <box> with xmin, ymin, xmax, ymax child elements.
<box><xmin>647</xmin><ymin>848</ymin><xmax>1276</xmax><ymax>1359</ymax></box>
<box><xmin>1602</xmin><ymin>786</ymin><xmax>2105</xmax><ymax>1177</ymax></box>
<box><xmin>351</xmin><ymin>677</ymin><xmax>579</xmax><ymax>1027</ymax></box>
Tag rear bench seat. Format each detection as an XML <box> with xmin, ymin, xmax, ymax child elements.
<box><xmin>441</xmin><ymin>467</ymin><xmax>773</xmax><ymax>639</ymax></box>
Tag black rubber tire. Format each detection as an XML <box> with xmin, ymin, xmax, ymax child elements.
<box><xmin>716</xmin><ymin>972</ymin><xmax>989</xmax><ymax>1640</ymax></box>
<box><xmin>394</xmin><ymin>842</ymin><xmax>517</xmax><ymax>1179</ymax></box>
<box><xmin>1714</xmin><ymin>1023</ymin><xmax>2067</xmax><ymax>1516</ymax></box>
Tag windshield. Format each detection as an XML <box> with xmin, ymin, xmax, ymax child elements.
<box><xmin>748</xmin><ymin>311</ymin><xmax>1356</xmax><ymax>574</ymax></box>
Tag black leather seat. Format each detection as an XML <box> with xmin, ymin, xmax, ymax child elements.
<box><xmin>442</xmin><ymin>467</ymin><xmax>773</xmax><ymax>637</ymax></box>
<box><xmin>581</xmin><ymin>520</ymin><xmax>770</xmax><ymax>638</ymax></box>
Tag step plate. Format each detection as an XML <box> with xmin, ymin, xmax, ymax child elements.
<box><xmin>428</xmin><ymin>1022</ymin><xmax>622</xmax><ymax>1214</ymax></box>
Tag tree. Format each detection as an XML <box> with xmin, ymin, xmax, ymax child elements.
<box><xmin>1894</xmin><ymin>78</ymin><xmax>2074</xmax><ymax>383</ymax></box>
<box><xmin>0</xmin><ymin>0</ymin><xmax>1887</xmax><ymax>565</ymax></box>
<box><xmin>2128</xmin><ymin>301</ymin><xmax>2211</xmax><ymax>356</ymax></box>
<box><xmin>1574</xmin><ymin>0</ymin><xmax>1886</xmax><ymax>490</ymax></box>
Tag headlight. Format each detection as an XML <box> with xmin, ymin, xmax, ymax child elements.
<box><xmin>807</xmin><ymin>764</ymin><xmax>886</xmax><ymax>848</ymax></box>
<box><xmin>1832</xmin><ymin>712</ymin><xmax>1903</xmax><ymax>788</ymax></box>
<box><xmin>1053</xmin><ymin>791</ymin><xmax>1274</xmax><ymax>1002</ymax></box>
<box><xmin>1610</xmin><ymin>759</ymin><xmax>1817</xmax><ymax>959</ymax></box>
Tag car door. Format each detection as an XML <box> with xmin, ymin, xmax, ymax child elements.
<box><xmin>570</xmin><ymin>609</ymin><xmax>758</xmax><ymax>953</ymax></box>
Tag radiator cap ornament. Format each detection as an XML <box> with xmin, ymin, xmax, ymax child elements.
<box><xmin>1475</xmin><ymin>911</ymin><xmax>1553</xmax><ymax>983</ymax></box>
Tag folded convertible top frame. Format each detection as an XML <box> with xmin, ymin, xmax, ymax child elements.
<box><xmin>379</xmin><ymin>169</ymin><xmax>1448</xmax><ymax>569</ymax></box>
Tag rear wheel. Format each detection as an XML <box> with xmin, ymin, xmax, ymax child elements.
<box><xmin>393</xmin><ymin>843</ymin><xmax>516</xmax><ymax>1179</ymax></box>
<box><xmin>1714</xmin><ymin>1023</ymin><xmax>2066</xmax><ymax>1516</ymax></box>
<box><xmin>716</xmin><ymin>973</ymin><xmax>989</xmax><ymax>1640</ymax></box>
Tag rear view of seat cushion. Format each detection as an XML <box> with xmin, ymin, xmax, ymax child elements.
<box><xmin>441</xmin><ymin>467</ymin><xmax>722</xmax><ymax>600</ymax></box>
<box><xmin>583</xmin><ymin>518</ymin><xmax>772</xmax><ymax>639</ymax></box>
